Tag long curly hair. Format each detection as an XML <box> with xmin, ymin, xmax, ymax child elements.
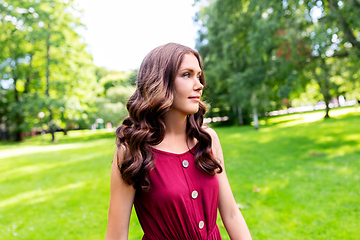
<box><xmin>116</xmin><ymin>43</ymin><xmax>222</xmax><ymax>191</ymax></box>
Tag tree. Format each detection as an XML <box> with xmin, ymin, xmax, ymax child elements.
<box><xmin>195</xmin><ymin>0</ymin><xmax>308</xmax><ymax>128</ymax></box>
<box><xmin>301</xmin><ymin>0</ymin><xmax>360</xmax><ymax>117</ymax></box>
<box><xmin>195</xmin><ymin>0</ymin><xmax>360</xmax><ymax>125</ymax></box>
<box><xmin>0</xmin><ymin>0</ymin><xmax>99</xmax><ymax>141</ymax></box>
<box><xmin>1</xmin><ymin>2</ymin><xmax>34</xmax><ymax>140</ymax></box>
<box><xmin>88</xmin><ymin>71</ymin><xmax>136</xmax><ymax>128</ymax></box>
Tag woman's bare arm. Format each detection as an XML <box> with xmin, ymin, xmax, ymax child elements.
<box><xmin>205</xmin><ymin>127</ymin><xmax>252</xmax><ymax>240</ymax></box>
<box><xmin>105</xmin><ymin>146</ymin><xmax>136</xmax><ymax>240</ymax></box>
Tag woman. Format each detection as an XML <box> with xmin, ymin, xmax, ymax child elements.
<box><xmin>105</xmin><ymin>43</ymin><xmax>252</xmax><ymax>240</ymax></box>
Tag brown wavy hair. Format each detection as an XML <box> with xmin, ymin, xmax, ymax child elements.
<box><xmin>116</xmin><ymin>42</ymin><xmax>222</xmax><ymax>191</ymax></box>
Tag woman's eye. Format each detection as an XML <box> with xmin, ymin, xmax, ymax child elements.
<box><xmin>183</xmin><ymin>73</ymin><xmax>190</xmax><ymax>78</ymax></box>
<box><xmin>197</xmin><ymin>75</ymin><xmax>202</xmax><ymax>81</ymax></box>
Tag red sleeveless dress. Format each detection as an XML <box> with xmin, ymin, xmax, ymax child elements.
<box><xmin>134</xmin><ymin>146</ymin><xmax>222</xmax><ymax>240</ymax></box>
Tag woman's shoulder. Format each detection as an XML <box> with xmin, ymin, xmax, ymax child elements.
<box><xmin>202</xmin><ymin>125</ymin><xmax>223</xmax><ymax>161</ymax></box>
<box><xmin>114</xmin><ymin>144</ymin><xmax>131</xmax><ymax>165</ymax></box>
<box><xmin>202</xmin><ymin>125</ymin><xmax>220</xmax><ymax>142</ymax></box>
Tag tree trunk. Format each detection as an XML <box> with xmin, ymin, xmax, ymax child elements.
<box><xmin>46</xmin><ymin>25</ymin><xmax>51</xmax><ymax>98</ymax></box>
<box><xmin>14</xmin><ymin>113</ymin><xmax>23</xmax><ymax>142</ymax></box>
<box><xmin>314</xmin><ymin>59</ymin><xmax>332</xmax><ymax>119</ymax></box>
<box><xmin>14</xmin><ymin>76</ymin><xmax>19</xmax><ymax>102</ymax></box>
<box><xmin>49</xmin><ymin>111</ymin><xmax>56</xmax><ymax>142</ymax></box>
<box><xmin>322</xmin><ymin>75</ymin><xmax>331</xmax><ymax>118</ymax></box>
<box><xmin>50</xmin><ymin>128</ymin><xmax>55</xmax><ymax>142</ymax></box>
<box><xmin>252</xmin><ymin>106</ymin><xmax>259</xmax><ymax>130</ymax></box>
<box><xmin>237</xmin><ymin>106</ymin><xmax>244</xmax><ymax>125</ymax></box>
<box><xmin>46</xmin><ymin>23</ymin><xmax>56</xmax><ymax>142</ymax></box>
<box><xmin>321</xmin><ymin>60</ymin><xmax>331</xmax><ymax>118</ymax></box>
<box><xmin>13</xmin><ymin>65</ymin><xmax>23</xmax><ymax>142</ymax></box>
<box><xmin>251</xmin><ymin>92</ymin><xmax>259</xmax><ymax>130</ymax></box>
<box><xmin>24</xmin><ymin>53</ymin><xmax>33</xmax><ymax>94</ymax></box>
<box><xmin>324</xmin><ymin>92</ymin><xmax>331</xmax><ymax>118</ymax></box>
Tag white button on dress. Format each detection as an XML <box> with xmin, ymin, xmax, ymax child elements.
<box><xmin>191</xmin><ymin>190</ymin><xmax>198</xmax><ymax>199</ymax></box>
<box><xmin>182</xmin><ymin>160</ymin><xmax>189</xmax><ymax>168</ymax></box>
<box><xmin>198</xmin><ymin>220</ymin><xmax>204</xmax><ymax>229</ymax></box>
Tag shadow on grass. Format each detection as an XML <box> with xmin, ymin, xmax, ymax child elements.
<box><xmin>213</xmin><ymin>110</ymin><xmax>360</xmax><ymax>239</ymax></box>
<box><xmin>222</xmin><ymin>111</ymin><xmax>360</xmax><ymax>157</ymax></box>
<box><xmin>0</xmin><ymin>130</ymin><xmax>116</xmax><ymax>149</ymax></box>
<box><xmin>1</xmin><ymin>108</ymin><xmax>359</xmax><ymax>239</ymax></box>
<box><xmin>262</xmin><ymin>106</ymin><xmax>359</xmax><ymax>127</ymax></box>
<box><xmin>0</xmin><ymin>150</ymin><xmax>109</xmax><ymax>183</ymax></box>
<box><xmin>0</xmin><ymin>181</ymin><xmax>87</xmax><ymax>208</ymax></box>
<box><xmin>56</xmin><ymin>131</ymin><xmax>116</xmax><ymax>144</ymax></box>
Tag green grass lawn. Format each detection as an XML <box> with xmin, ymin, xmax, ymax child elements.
<box><xmin>1</xmin><ymin>107</ymin><xmax>359</xmax><ymax>239</ymax></box>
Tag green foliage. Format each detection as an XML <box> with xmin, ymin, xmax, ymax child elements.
<box><xmin>290</xmin><ymin>80</ymin><xmax>323</xmax><ymax>106</ymax></box>
<box><xmin>89</xmin><ymin>97</ymin><xmax>128</xmax><ymax>127</ymax></box>
<box><xmin>99</xmin><ymin>71</ymin><xmax>131</xmax><ymax>94</ymax></box>
<box><xmin>0</xmin><ymin>107</ymin><xmax>359</xmax><ymax>239</ymax></box>
<box><xmin>88</xmin><ymin>71</ymin><xmax>136</xmax><ymax>128</ymax></box>
<box><xmin>195</xmin><ymin>0</ymin><xmax>360</xmax><ymax>124</ymax></box>
<box><xmin>196</xmin><ymin>0</ymin><xmax>306</xmax><ymax>125</ymax></box>
<box><xmin>127</xmin><ymin>69</ymin><xmax>138</xmax><ymax>86</ymax></box>
<box><xmin>106</xmin><ymin>85</ymin><xmax>136</xmax><ymax>104</ymax></box>
<box><xmin>95</xmin><ymin>66</ymin><xmax>109</xmax><ymax>82</ymax></box>
<box><xmin>0</xmin><ymin>0</ymin><xmax>133</xmax><ymax>140</ymax></box>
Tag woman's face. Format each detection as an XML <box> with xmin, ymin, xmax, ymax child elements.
<box><xmin>170</xmin><ymin>53</ymin><xmax>204</xmax><ymax>116</ymax></box>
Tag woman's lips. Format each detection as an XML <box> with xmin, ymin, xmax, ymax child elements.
<box><xmin>188</xmin><ymin>96</ymin><xmax>201</xmax><ymax>102</ymax></box>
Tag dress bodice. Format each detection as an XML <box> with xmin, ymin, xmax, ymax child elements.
<box><xmin>134</xmin><ymin>146</ymin><xmax>221</xmax><ymax>240</ymax></box>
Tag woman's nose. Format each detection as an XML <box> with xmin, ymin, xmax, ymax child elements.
<box><xmin>195</xmin><ymin>79</ymin><xmax>204</xmax><ymax>91</ymax></box>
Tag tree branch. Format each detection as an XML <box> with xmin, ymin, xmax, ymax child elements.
<box><xmin>24</xmin><ymin>53</ymin><xmax>33</xmax><ymax>94</ymax></box>
<box><xmin>350</xmin><ymin>0</ymin><xmax>360</xmax><ymax>9</ymax></box>
<box><xmin>327</xmin><ymin>0</ymin><xmax>360</xmax><ymax>52</ymax></box>
<box><xmin>333</xmin><ymin>50</ymin><xmax>349</xmax><ymax>57</ymax></box>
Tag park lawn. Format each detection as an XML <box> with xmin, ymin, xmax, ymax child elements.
<box><xmin>0</xmin><ymin>107</ymin><xmax>359</xmax><ymax>239</ymax></box>
<box><xmin>0</xmin><ymin>130</ymin><xmax>143</xmax><ymax>240</ymax></box>
<box><xmin>215</xmin><ymin>107</ymin><xmax>360</xmax><ymax>239</ymax></box>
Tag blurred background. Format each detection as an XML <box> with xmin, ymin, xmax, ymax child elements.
<box><xmin>0</xmin><ymin>0</ymin><xmax>199</xmax><ymax>142</ymax></box>
<box><xmin>0</xmin><ymin>0</ymin><xmax>359</xmax><ymax>141</ymax></box>
<box><xmin>0</xmin><ymin>0</ymin><xmax>359</xmax><ymax>239</ymax></box>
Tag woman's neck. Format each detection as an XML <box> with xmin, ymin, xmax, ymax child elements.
<box><xmin>164</xmin><ymin>110</ymin><xmax>187</xmax><ymax>136</ymax></box>
<box><xmin>153</xmin><ymin>111</ymin><xmax>196</xmax><ymax>153</ymax></box>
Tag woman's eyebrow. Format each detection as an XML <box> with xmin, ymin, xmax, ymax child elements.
<box><xmin>179</xmin><ymin>68</ymin><xmax>202</xmax><ymax>74</ymax></box>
